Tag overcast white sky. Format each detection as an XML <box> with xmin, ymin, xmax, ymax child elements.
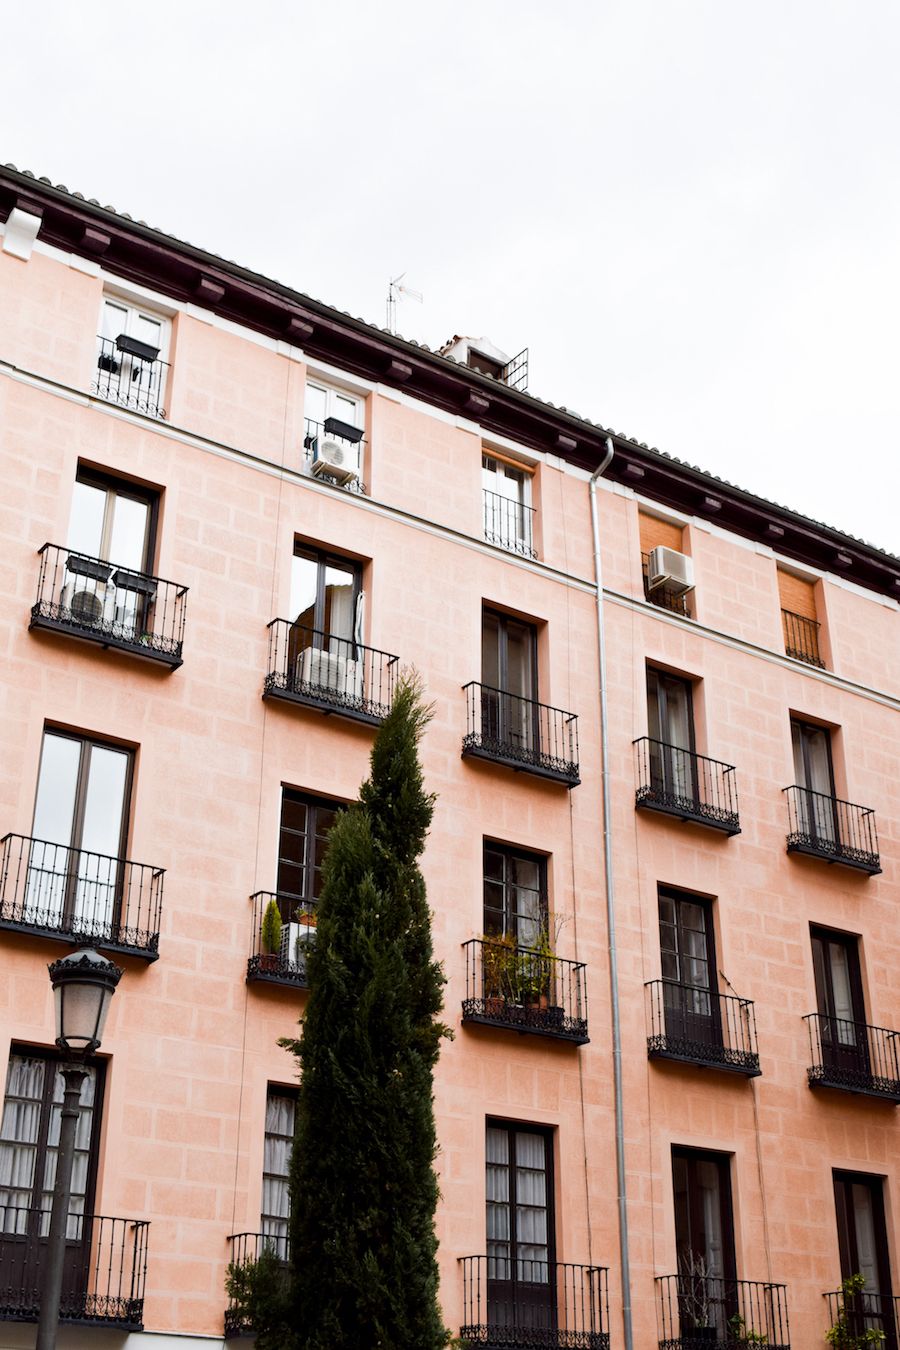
<box><xmin>3</xmin><ymin>1</ymin><xmax>899</xmax><ymax>553</ymax></box>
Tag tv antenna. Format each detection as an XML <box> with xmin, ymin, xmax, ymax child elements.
<box><xmin>386</xmin><ymin>272</ymin><xmax>423</xmax><ymax>334</ymax></box>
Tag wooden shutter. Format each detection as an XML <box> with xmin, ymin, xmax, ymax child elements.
<box><xmin>639</xmin><ymin>513</ymin><xmax>683</xmax><ymax>556</ymax></box>
<box><xmin>777</xmin><ymin>569</ymin><xmax>817</xmax><ymax>621</ymax></box>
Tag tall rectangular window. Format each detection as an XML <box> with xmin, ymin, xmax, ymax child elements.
<box><xmin>778</xmin><ymin>569</ymin><xmax>823</xmax><ymax>667</ymax></box>
<box><xmin>833</xmin><ymin>1171</ymin><xmax>894</xmax><ymax>1338</ymax></box>
<box><xmin>486</xmin><ymin>1121</ymin><xmax>554</xmax><ymax>1326</ymax></box>
<box><xmin>811</xmin><ymin>927</ymin><xmax>868</xmax><ymax>1074</ymax></box>
<box><xmin>647</xmin><ymin>667</ymin><xmax>696</xmax><ymax>804</ymax></box>
<box><xmin>261</xmin><ymin>1089</ymin><xmax>296</xmax><ymax>1259</ymax></box>
<box><xmin>792</xmin><ymin>718</ymin><xmax>837</xmax><ymax>844</ymax></box>
<box><xmin>482</xmin><ymin>454</ymin><xmax>534</xmax><ymax>557</ymax></box>
<box><xmin>482</xmin><ymin>843</ymin><xmax>546</xmax><ymax>947</ymax></box>
<box><xmin>277</xmin><ymin>790</ymin><xmax>341</xmax><ymax>911</ymax></box>
<box><xmin>27</xmin><ymin>730</ymin><xmax>133</xmax><ymax>936</ymax></box>
<box><xmin>672</xmin><ymin>1146</ymin><xmax>736</xmax><ymax>1336</ymax></box>
<box><xmin>658</xmin><ymin>889</ymin><xmax>719</xmax><ymax>1048</ymax></box>
<box><xmin>639</xmin><ymin>512</ymin><xmax>690</xmax><ymax>615</ymax></box>
<box><xmin>481</xmin><ymin>609</ymin><xmax>538</xmax><ymax>754</ymax></box>
<box><xmin>64</xmin><ymin>470</ymin><xmax>159</xmax><ymax>639</ymax></box>
<box><xmin>94</xmin><ymin>297</ymin><xmax>169</xmax><ymax>418</ymax></box>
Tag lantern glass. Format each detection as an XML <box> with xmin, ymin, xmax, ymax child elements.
<box><xmin>49</xmin><ymin>949</ymin><xmax>122</xmax><ymax>1057</ymax></box>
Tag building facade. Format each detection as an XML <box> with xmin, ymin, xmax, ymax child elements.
<box><xmin>0</xmin><ymin>164</ymin><xmax>898</xmax><ymax>1349</ymax></box>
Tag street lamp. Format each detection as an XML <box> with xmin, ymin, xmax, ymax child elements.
<box><xmin>35</xmin><ymin>949</ymin><xmax>122</xmax><ymax>1350</ymax></box>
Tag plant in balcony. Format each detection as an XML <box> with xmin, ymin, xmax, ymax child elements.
<box><xmin>225</xmin><ymin>1246</ymin><xmax>290</xmax><ymax>1344</ymax></box>
<box><xmin>480</xmin><ymin>931</ymin><xmax>518</xmax><ymax>1014</ymax></box>
<box><xmin>678</xmin><ymin>1250</ymin><xmax>716</xmax><ymax>1345</ymax></box>
<box><xmin>825</xmin><ymin>1273</ymin><xmax>885</xmax><ymax>1347</ymax></box>
<box><xmin>728</xmin><ymin>1312</ymin><xmax>768</xmax><ymax>1345</ymax></box>
<box><xmin>260</xmin><ymin>898</ymin><xmax>283</xmax><ymax>973</ymax></box>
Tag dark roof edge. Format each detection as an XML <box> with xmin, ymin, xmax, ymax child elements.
<box><xmin>2</xmin><ymin>165</ymin><xmax>898</xmax><ymax>600</ymax></box>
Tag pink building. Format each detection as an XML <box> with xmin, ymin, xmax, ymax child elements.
<box><xmin>0</xmin><ymin>163</ymin><xmax>898</xmax><ymax>1349</ymax></box>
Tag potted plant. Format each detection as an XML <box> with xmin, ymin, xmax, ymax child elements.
<box><xmin>480</xmin><ymin>931</ymin><xmax>517</xmax><ymax>1015</ymax></box>
<box><xmin>678</xmin><ymin>1251</ymin><xmax>716</xmax><ymax>1345</ymax></box>
<box><xmin>728</xmin><ymin>1312</ymin><xmax>769</xmax><ymax>1345</ymax></box>
<box><xmin>259</xmin><ymin>898</ymin><xmax>283</xmax><ymax>973</ymax></box>
<box><xmin>826</xmin><ymin>1273</ymin><xmax>885</xmax><ymax>1347</ymax></box>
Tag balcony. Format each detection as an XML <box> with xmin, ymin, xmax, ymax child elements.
<box><xmin>646</xmin><ymin>981</ymin><xmax>760</xmax><ymax>1077</ymax></box>
<box><xmin>783</xmin><ymin>786</ymin><xmax>881</xmax><ymax>874</ymax></box>
<box><xmin>225</xmin><ymin>1231</ymin><xmax>290</xmax><ymax>1338</ymax></box>
<box><xmin>31</xmin><ymin>544</ymin><xmax>187</xmax><ymax>668</ymax></box>
<box><xmin>656</xmin><ymin>1273</ymin><xmax>790</xmax><ymax>1349</ymax></box>
<box><xmin>462</xmin><ymin>939</ymin><xmax>588</xmax><ymax>1045</ymax></box>
<box><xmin>462</xmin><ymin>683</ymin><xmax>580</xmax><ymax>787</ymax></box>
<box><xmin>459</xmin><ymin>1256</ymin><xmax>609</xmax><ymax>1350</ymax></box>
<box><xmin>781</xmin><ymin>609</ymin><xmax>824</xmax><ymax>668</ymax></box>
<box><xmin>824</xmin><ymin>1287</ymin><xmax>899</xmax><ymax>1349</ymax></box>
<box><xmin>303</xmin><ymin>416</ymin><xmax>367</xmax><ymax>495</ymax></box>
<box><xmin>634</xmin><ymin>739</ymin><xmax>740</xmax><ymax>835</ymax></box>
<box><xmin>93</xmin><ymin>334</ymin><xmax>169</xmax><ymax>419</ymax></box>
<box><xmin>264</xmin><ymin>621</ymin><xmax>398</xmax><ymax>726</ymax></box>
<box><xmin>0</xmin><ymin>1211</ymin><xmax>148</xmax><ymax>1329</ymax></box>
<box><xmin>483</xmin><ymin>488</ymin><xmax>537</xmax><ymax>559</ymax></box>
<box><xmin>246</xmin><ymin>892</ymin><xmax>316</xmax><ymax>989</ymax></box>
<box><xmin>804</xmin><ymin>1014</ymin><xmax>900</xmax><ymax>1102</ymax></box>
<box><xmin>0</xmin><ymin>834</ymin><xmax>163</xmax><ymax>960</ymax></box>
<box><xmin>642</xmin><ymin>553</ymin><xmax>692</xmax><ymax>617</ymax></box>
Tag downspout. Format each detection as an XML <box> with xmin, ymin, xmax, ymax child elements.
<box><xmin>589</xmin><ymin>437</ymin><xmax>633</xmax><ymax>1350</ymax></box>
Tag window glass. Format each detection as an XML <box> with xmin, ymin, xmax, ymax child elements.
<box><xmin>305</xmin><ymin>384</ymin><xmax>328</xmax><ymax>426</ymax></box>
<box><xmin>262</xmin><ymin>1089</ymin><xmax>296</xmax><ymax>1257</ymax></box>
<box><xmin>32</xmin><ymin>734</ymin><xmax>81</xmax><ymax>847</ymax></box>
<box><xmin>68</xmin><ymin>481</ymin><xmax>107</xmax><ymax>558</ymax></box>
<box><xmin>277</xmin><ymin>791</ymin><xmax>341</xmax><ymax>906</ymax></box>
<box><xmin>108</xmin><ymin>494</ymin><xmax>150</xmax><ymax>572</ymax></box>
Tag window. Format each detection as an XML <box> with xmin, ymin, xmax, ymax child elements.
<box><xmin>811</xmin><ymin>927</ymin><xmax>867</xmax><ymax>1072</ymax></box>
<box><xmin>639</xmin><ymin>512</ymin><xmax>690</xmax><ymax>615</ymax></box>
<box><xmin>304</xmin><ymin>381</ymin><xmax>362</xmax><ymax>435</ymax></box>
<box><xmin>481</xmin><ymin>609</ymin><xmax>539</xmax><ymax>754</ymax></box>
<box><xmin>262</xmin><ymin>1089</ymin><xmax>296</xmax><ymax>1259</ymax></box>
<box><xmin>486</xmin><ymin>1121</ymin><xmax>554</xmax><ymax>1324</ymax></box>
<box><xmin>672</xmin><ymin>1147</ymin><xmax>736</xmax><ymax>1335</ymax></box>
<box><xmin>303</xmin><ymin>381</ymin><xmax>365</xmax><ymax>487</ymax></box>
<box><xmin>647</xmin><ymin>667</ymin><xmax>696</xmax><ymax>803</ymax></box>
<box><xmin>483</xmin><ymin>843</ymin><xmax>546</xmax><ymax>947</ymax></box>
<box><xmin>63</xmin><ymin>470</ymin><xmax>159</xmax><ymax>640</ymax></box>
<box><xmin>792</xmin><ymin>718</ymin><xmax>837</xmax><ymax>844</ymax></box>
<box><xmin>658</xmin><ymin>889</ymin><xmax>719</xmax><ymax>1048</ymax></box>
<box><xmin>276</xmin><ymin>790</ymin><xmax>342</xmax><ymax>909</ymax></box>
<box><xmin>833</xmin><ymin>1172</ymin><xmax>894</xmax><ymax>1335</ymax></box>
<box><xmin>94</xmin><ymin>296</ymin><xmax>169</xmax><ymax>418</ymax></box>
<box><xmin>289</xmin><ymin>546</ymin><xmax>362</xmax><ymax>644</ymax></box>
<box><xmin>778</xmin><ymin>569</ymin><xmax>823</xmax><ymax>667</ymax></box>
<box><xmin>27</xmin><ymin>730</ymin><xmax>133</xmax><ymax>936</ymax></box>
<box><xmin>0</xmin><ymin>1050</ymin><xmax>103</xmax><ymax>1237</ymax></box>
<box><xmin>482</xmin><ymin>454</ymin><xmax>535</xmax><ymax>557</ymax></box>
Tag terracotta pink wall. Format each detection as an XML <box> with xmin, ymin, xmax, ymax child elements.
<box><xmin>0</xmin><ymin>239</ymin><xmax>898</xmax><ymax>1346</ymax></box>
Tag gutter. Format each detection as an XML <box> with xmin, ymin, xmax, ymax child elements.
<box><xmin>589</xmin><ymin>437</ymin><xmax>633</xmax><ymax>1350</ymax></box>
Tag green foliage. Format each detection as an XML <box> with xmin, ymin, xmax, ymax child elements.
<box><xmin>728</xmin><ymin>1312</ymin><xmax>768</xmax><ymax>1344</ymax></box>
<box><xmin>281</xmin><ymin>672</ymin><xmax>452</xmax><ymax>1349</ymax></box>
<box><xmin>480</xmin><ymin>931</ymin><xmax>518</xmax><ymax>1000</ymax></box>
<box><xmin>225</xmin><ymin>1247</ymin><xmax>291</xmax><ymax>1350</ymax></box>
<box><xmin>261</xmin><ymin>898</ymin><xmax>282</xmax><ymax>956</ymax></box>
<box><xmin>826</xmin><ymin>1274</ymin><xmax>886</xmax><ymax>1347</ymax></box>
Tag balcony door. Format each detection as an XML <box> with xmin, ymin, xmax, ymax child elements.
<box><xmin>672</xmin><ymin>1147</ymin><xmax>737</xmax><ymax>1337</ymax></box>
<box><xmin>486</xmin><ymin>1122</ymin><xmax>555</xmax><ymax>1333</ymax></box>
<box><xmin>481</xmin><ymin>610</ymin><xmax>538</xmax><ymax>755</ymax></box>
<box><xmin>26</xmin><ymin>730</ymin><xmax>132</xmax><ymax>938</ymax></box>
<box><xmin>0</xmin><ymin>1051</ymin><xmax>104</xmax><ymax>1318</ymax></box>
<box><xmin>482</xmin><ymin>454</ymin><xmax>532</xmax><ymax>554</ymax></box>
<box><xmin>658</xmin><ymin>890</ymin><xmax>720</xmax><ymax>1051</ymax></box>
<box><xmin>288</xmin><ymin>547</ymin><xmax>362</xmax><ymax>695</ymax></box>
<box><xmin>66</xmin><ymin>471</ymin><xmax>157</xmax><ymax>638</ymax></box>
<box><xmin>261</xmin><ymin>1089</ymin><xmax>296</xmax><ymax>1262</ymax></box>
<box><xmin>812</xmin><ymin>928</ymin><xmax>868</xmax><ymax>1081</ymax></box>
<box><xmin>792</xmin><ymin>718</ymin><xmax>837</xmax><ymax>846</ymax></box>
<box><xmin>483</xmin><ymin>844</ymin><xmax>546</xmax><ymax>949</ymax></box>
<box><xmin>647</xmin><ymin>668</ymin><xmax>696</xmax><ymax>806</ymax></box>
<box><xmin>834</xmin><ymin>1172</ymin><xmax>896</xmax><ymax>1348</ymax></box>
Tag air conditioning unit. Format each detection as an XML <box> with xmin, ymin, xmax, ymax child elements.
<box><xmin>297</xmin><ymin>646</ymin><xmax>363</xmax><ymax>700</ymax></box>
<box><xmin>648</xmin><ymin>546</ymin><xmax>695</xmax><ymax>597</ymax></box>
<box><xmin>60</xmin><ymin>579</ymin><xmax>117</xmax><ymax>629</ymax></box>
<box><xmin>280</xmin><ymin>922</ymin><xmax>303</xmax><ymax>966</ymax></box>
<box><xmin>311</xmin><ymin>437</ymin><xmax>359</xmax><ymax>486</ymax></box>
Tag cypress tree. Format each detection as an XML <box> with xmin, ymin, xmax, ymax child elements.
<box><xmin>282</xmin><ymin>672</ymin><xmax>450</xmax><ymax>1349</ymax></box>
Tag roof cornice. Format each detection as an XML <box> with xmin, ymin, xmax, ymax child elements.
<box><xmin>2</xmin><ymin>166</ymin><xmax>897</xmax><ymax>600</ymax></box>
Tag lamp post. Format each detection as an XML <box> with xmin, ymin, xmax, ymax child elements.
<box><xmin>35</xmin><ymin>949</ymin><xmax>122</xmax><ymax>1350</ymax></box>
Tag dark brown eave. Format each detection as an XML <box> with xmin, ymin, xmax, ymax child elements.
<box><xmin>2</xmin><ymin>167</ymin><xmax>898</xmax><ymax>600</ymax></box>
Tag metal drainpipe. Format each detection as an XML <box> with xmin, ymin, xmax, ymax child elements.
<box><xmin>589</xmin><ymin>437</ymin><xmax>633</xmax><ymax>1350</ymax></box>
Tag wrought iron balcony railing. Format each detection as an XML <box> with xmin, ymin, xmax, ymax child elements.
<box><xmin>246</xmin><ymin>891</ymin><xmax>316</xmax><ymax>989</ymax></box>
<box><xmin>264</xmin><ymin>621</ymin><xmax>398</xmax><ymax>726</ymax></box>
<box><xmin>460</xmin><ymin>1255</ymin><xmax>610</xmax><ymax>1350</ymax></box>
<box><xmin>646</xmin><ymin>980</ymin><xmax>760</xmax><ymax>1077</ymax></box>
<box><xmin>824</xmin><ymin>1287</ymin><xmax>899</xmax><ymax>1348</ymax></box>
<box><xmin>784</xmin><ymin>785</ymin><xmax>881</xmax><ymax>874</ymax></box>
<box><xmin>462</xmin><ymin>683</ymin><xmax>580</xmax><ymax>786</ymax></box>
<box><xmin>781</xmin><ymin>609</ymin><xmax>824</xmax><ymax>668</ymax></box>
<box><xmin>634</xmin><ymin>738</ymin><xmax>740</xmax><ymax>835</ymax></box>
<box><xmin>642</xmin><ymin>553</ymin><xmax>692</xmax><ymax>617</ymax></box>
<box><xmin>31</xmin><ymin>544</ymin><xmax>187</xmax><ymax>668</ymax></box>
<box><xmin>225</xmin><ymin>1231</ymin><xmax>290</xmax><ymax>1338</ymax></box>
<box><xmin>804</xmin><ymin>1013</ymin><xmax>900</xmax><ymax>1101</ymax></box>
<box><xmin>462</xmin><ymin>938</ymin><xmax>588</xmax><ymax>1044</ymax></box>
<box><xmin>303</xmin><ymin>416</ymin><xmax>367</xmax><ymax>494</ymax></box>
<box><xmin>0</xmin><ymin>1210</ymin><xmax>148</xmax><ymax>1328</ymax></box>
<box><xmin>0</xmin><ymin>834</ymin><xmax>163</xmax><ymax>960</ymax></box>
<box><xmin>656</xmin><ymin>1273</ymin><xmax>790</xmax><ymax>1349</ymax></box>
<box><xmin>93</xmin><ymin>334</ymin><xmax>169</xmax><ymax>419</ymax></box>
<box><xmin>482</xmin><ymin>488</ymin><xmax>537</xmax><ymax>558</ymax></box>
